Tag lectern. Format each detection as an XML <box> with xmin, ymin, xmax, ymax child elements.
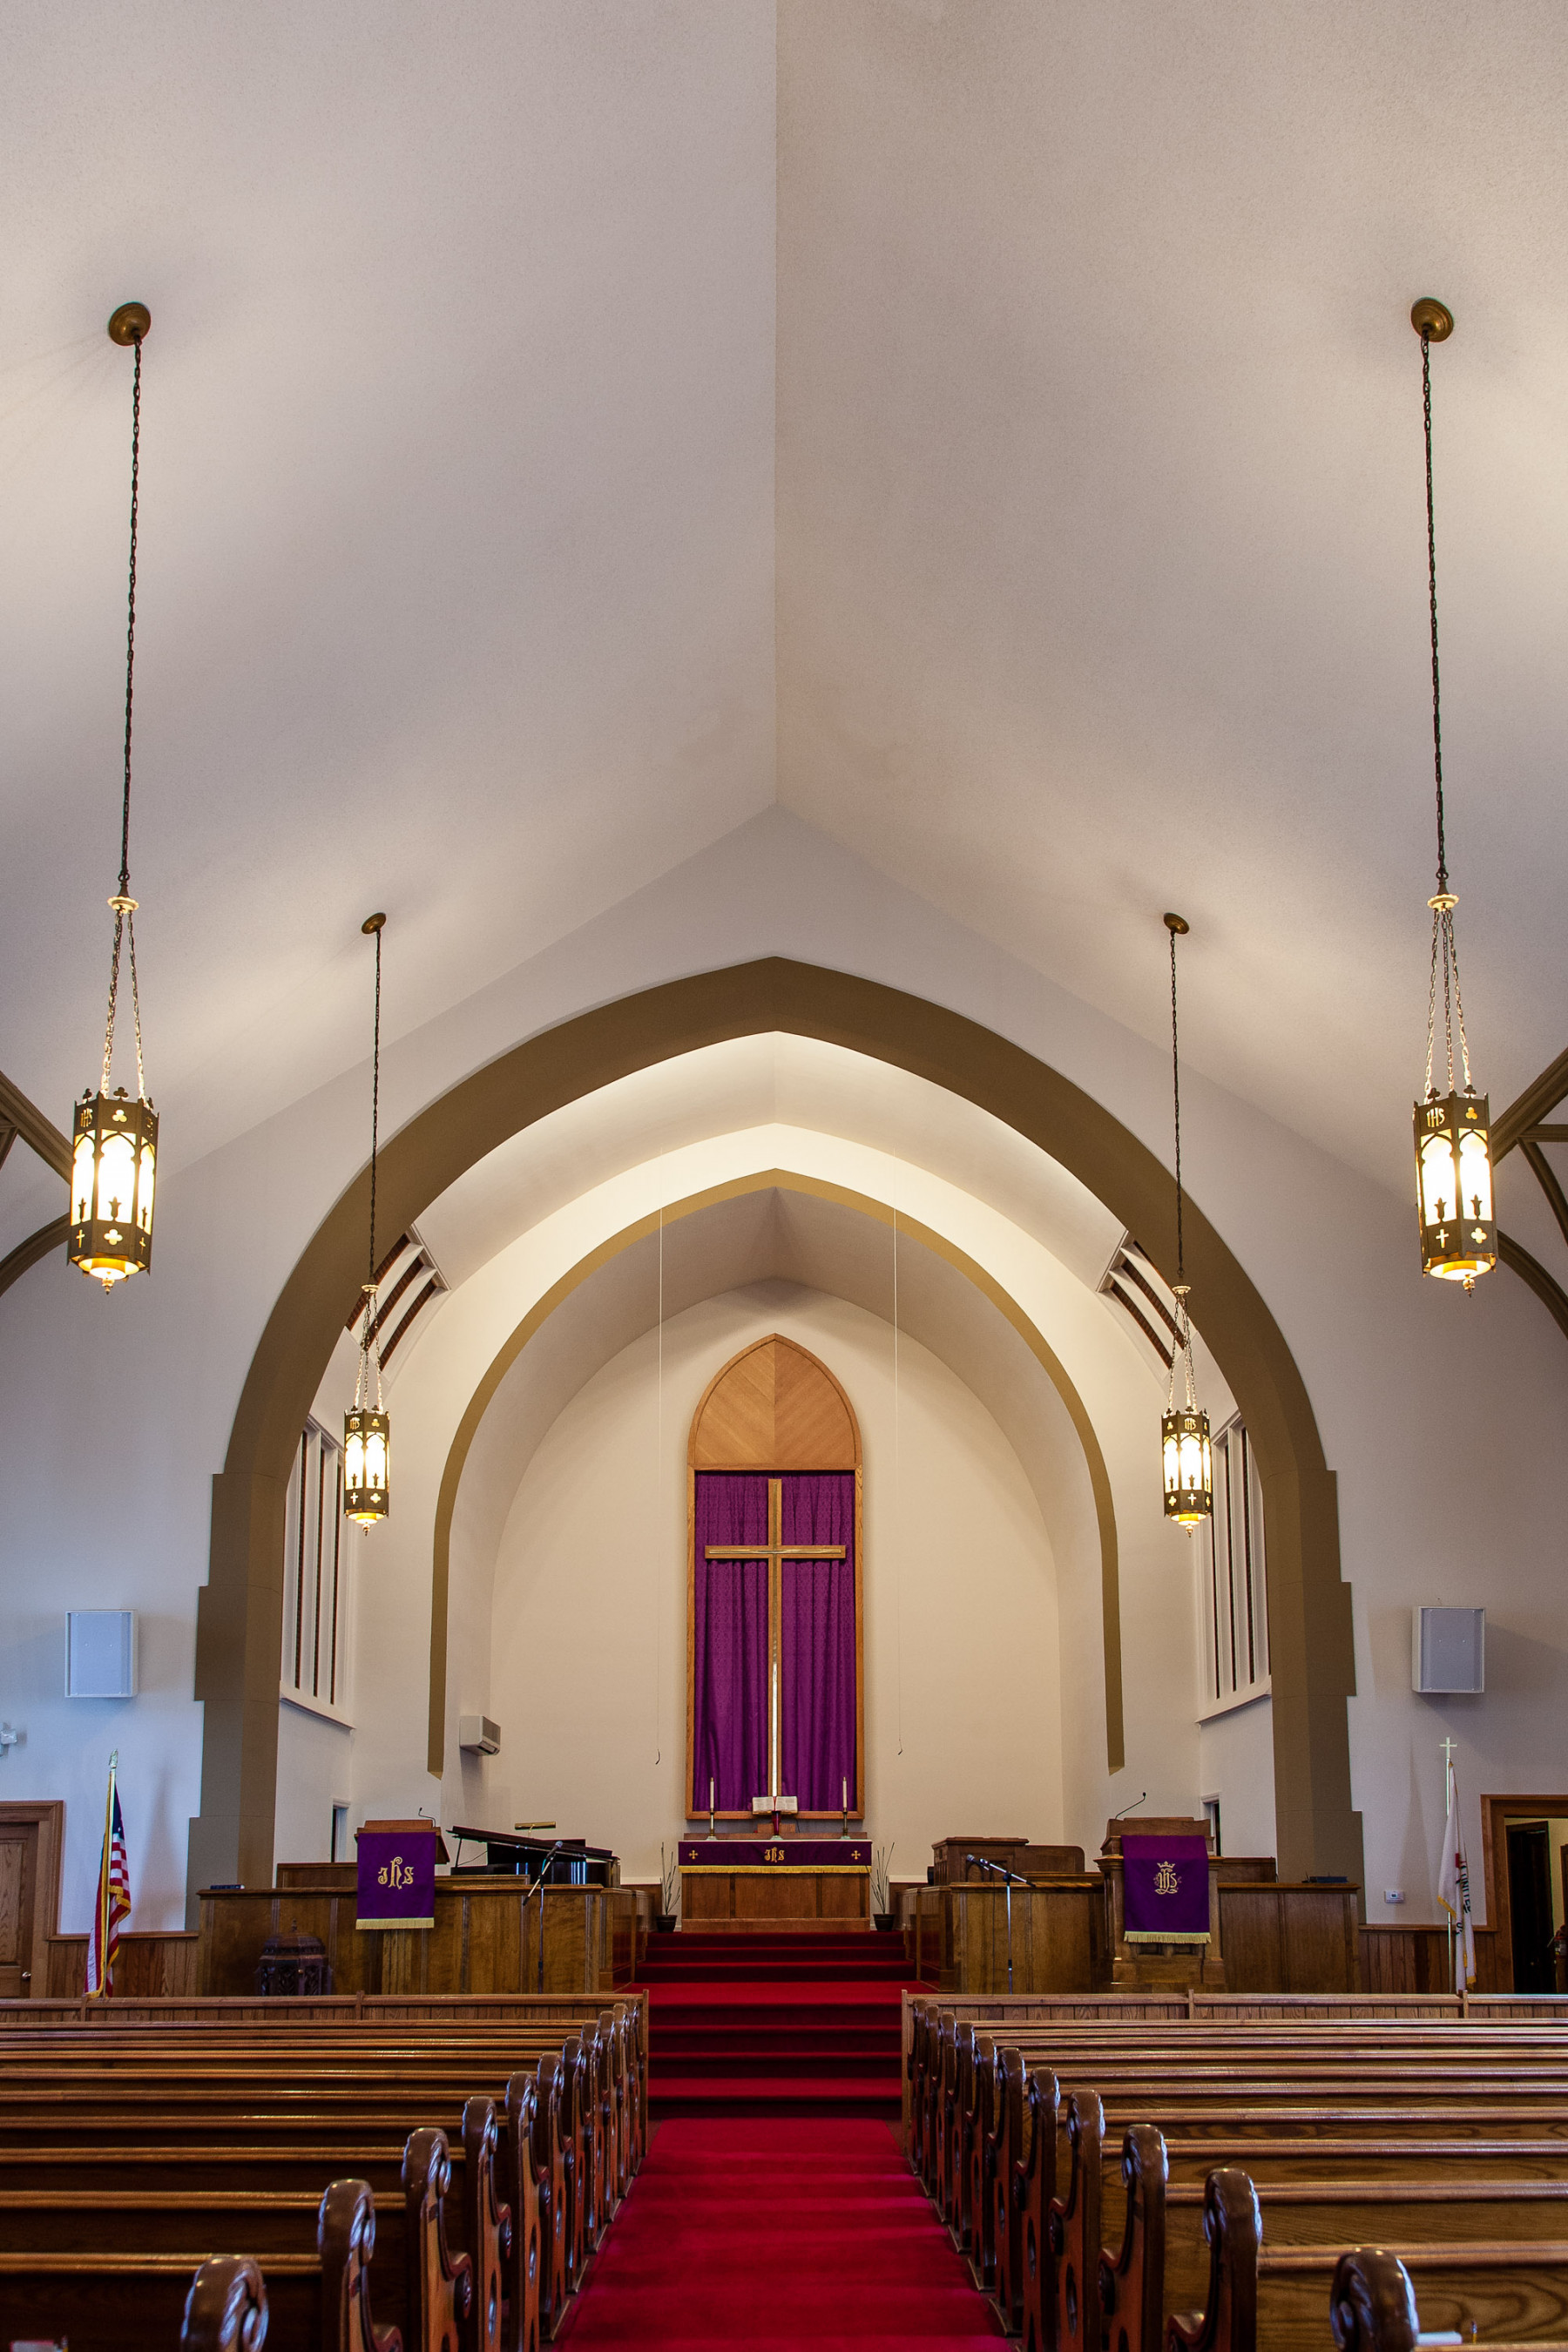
<box><xmin>1097</xmin><ymin>1816</ymin><xmax>1224</xmax><ymax>1990</ymax></box>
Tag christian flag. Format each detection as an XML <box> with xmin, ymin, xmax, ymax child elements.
<box><xmin>86</xmin><ymin>1757</ymin><xmax>131</xmax><ymax>1998</ymax></box>
<box><xmin>1438</xmin><ymin>1761</ymin><xmax>1477</xmax><ymax>1991</ymax></box>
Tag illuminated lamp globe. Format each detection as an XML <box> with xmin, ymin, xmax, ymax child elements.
<box><xmin>1415</xmin><ymin>1085</ymin><xmax>1497</xmax><ymax>1288</ymax></box>
<box><xmin>1161</xmin><ymin>1402</ymin><xmax>1213</xmax><ymax>1529</ymax></box>
<box><xmin>69</xmin><ymin>1084</ymin><xmax>158</xmax><ymax>1287</ymax></box>
<box><xmin>343</xmin><ymin>1405</ymin><xmax>389</xmax><ymax>1525</ymax></box>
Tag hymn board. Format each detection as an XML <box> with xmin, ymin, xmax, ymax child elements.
<box><xmin>686</xmin><ymin>1334</ymin><xmax>864</xmax><ymax>1821</ymax></box>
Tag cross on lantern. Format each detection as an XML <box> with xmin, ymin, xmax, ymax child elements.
<box><xmin>704</xmin><ymin>1475</ymin><xmax>847</xmax><ymax>1813</ymax></box>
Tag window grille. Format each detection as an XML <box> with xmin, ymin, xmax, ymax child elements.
<box><xmin>1200</xmin><ymin>1416</ymin><xmax>1269</xmax><ymax>1710</ymax></box>
<box><xmin>281</xmin><ymin>1420</ymin><xmax>348</xmax><ymax>1713</ymax></box>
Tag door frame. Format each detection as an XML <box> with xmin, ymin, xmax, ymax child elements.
<box><xmin>1482</xmin><ymin>1794</ymin><xmax>1568</xmax><ymax>1994</ymax></box>
<box><xmin>0</xmin><ymin>1801</ymin><xmax>64</xmax><ymax>2000</ymax></box>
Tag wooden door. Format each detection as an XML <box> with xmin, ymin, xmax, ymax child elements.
<box><xmin>0</xmin><ymin>1821</ymin><xmax>37</xmax><ymax>1997</ymax></box>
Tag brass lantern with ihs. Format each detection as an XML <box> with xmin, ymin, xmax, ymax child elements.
<box><xmin>1416</xmin><ymin>1085</ymin><xmax>1496</xmax><ymax>1285</ymax></box>
<box><xmin>1162</xmin><ymin>1288</ymin><xmax>1213</xmax><ymax>1530</ymax></box>
<box><xmin>71</xmin><ymin>1081</ymin><xmax>158</xmax><ymax>1286</ymax></box>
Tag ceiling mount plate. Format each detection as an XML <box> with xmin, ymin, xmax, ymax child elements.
<box><xmin>1410</xmin><ymin>297</ymin><xmax>1454</xmax><ymax>341</ymax></box>
<box><xmin>1164</xmin><ymin>911</ymin><xmax>1190</xmax><ymax>936</ymax></box>
<box><xmin>107</xmin><ymin>302</ymin><xmax>151</xmax><ymax>346</ymax></box>
<box><xmin>362</xmin><ymin>912</ymin><xmax>387</xmax><ymax>936</ymax></box>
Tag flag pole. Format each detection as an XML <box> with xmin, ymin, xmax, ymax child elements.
<box><xmin>1441</xmin><ymin>1737</ymin><xmax>1459</xmax><ymax>1992</ymax></box>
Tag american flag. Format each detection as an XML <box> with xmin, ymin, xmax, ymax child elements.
<box><xmin>86</xmin><ymin>1762</ymin><xmax>131</xmax><ymax>1998</ymax></box>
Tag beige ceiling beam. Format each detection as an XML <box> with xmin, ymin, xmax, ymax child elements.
<box><xmin>0</xmin><ymin>1216</ymin><xmax>71</xmax><ymax>1305</ymax></box>
<box><xmin>0</xmin><ymin>1071</ymin><xmax>71</xmax><ymax>1182</ymax></box>
<box><xmin>1493</xmin><ymin>1045</ymin><xmax>1568</xmax><ymax>1160</ymax></box>
<box><xmin>1497</xmin><ymin>1231</ymin><xmax>1568</xmax><ymax>1348</ymax></box>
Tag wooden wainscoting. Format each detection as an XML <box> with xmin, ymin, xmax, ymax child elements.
<box><xmin>44</xmin><ymin>1930</ymin><xmax>200</xmax><ymax>1998</ymax></box>
<box><xmin>1360</xmin><ymin>1921</ymin><xmax>1500</xmax><ymax>1995</ymax></box>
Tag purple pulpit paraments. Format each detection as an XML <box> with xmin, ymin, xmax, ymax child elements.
<box><xmin>679</xmin><ymin>1838</ymin><xmax>870</xmax><ymax>1869</ymax></box>
<box><xmin>1121</xmin><ymin>1833</ymin><xmax>1211</xmax><ymax>1943</ymax></box>
<box><xmin>356</xmin><ymin>1821</ymin><xmax>437</xmax><ymax>1930</ymax></box>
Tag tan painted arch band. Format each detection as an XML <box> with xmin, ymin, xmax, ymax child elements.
<box><xmin>193</xmin><ymin>958</ymin><xmax>1358</xmax><ymax>1904</ymax></box>
<box><xmin>424</xmin><ymin>1167</ymin><xmax>1125</xmax><ymax>1780</ymax></box>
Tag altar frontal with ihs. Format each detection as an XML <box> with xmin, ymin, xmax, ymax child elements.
<box><xmin>685</xmin><ymin>1335</ymin><xmax>868</xmax><ymax>1926</ymax></box>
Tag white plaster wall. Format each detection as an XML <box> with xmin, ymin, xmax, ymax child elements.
<box><xmin>1197</xmin><ymin>1697</ymin><xmax>1277</xmax><ymax>1863</ymax></box>
<box><xmin>2</xmin><ymin>808</ymin><xmax>1565</xmax><ymax>1923</ymax></box>
<box><xmin>475</xmin><ymin>1284</ymin><xmax>1064</xmax><ymax>1885</ymax></box>
<box><xmin>274</xmin><ymin>1702</ymin><xmax>353</xmax><ymax>1869</ymax></box>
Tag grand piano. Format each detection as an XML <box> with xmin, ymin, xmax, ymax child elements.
<box><xmin>448</xmin><ymin>1826</ymin><xmax>617</xmax><ymax>1886</ymax></box>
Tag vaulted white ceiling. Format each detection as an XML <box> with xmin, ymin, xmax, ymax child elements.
<box><xmin>3</xmin><ymin>3</ymin><xmax>1564</xmax><ymax>1227</ymax></box>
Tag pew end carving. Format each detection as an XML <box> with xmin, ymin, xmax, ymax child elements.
<box><xmin>1051</xmin><ymin>2089</ymin><xmax>1105</xmax><ymax>2352</ymax></box>
<box><xmin>1100</xmin><ymin>2124</ymin><xmax>1169</xmax><ymax>2352</ymax></box>
<box><xmin>402</xmin><ymin>2127</ymin><xmax>474</xmax><ymax>2351</ymax></box>
<box><xmin>320</xmin><ymin>2176</ymin><xmax>404</xmax><ymax>2352</ymax></box>
<box><xmin>180</xmin><ymin>2254</ymin><xmax>269</xmax><ymax>2352</ymax></box>
<box><xmin>1329</xmin><ymin>2247</ymin><xmax>1422</xmax><ymax>2352</ymax></box>
<box><xmin>1166</xmin><ymin>2169</ymin><xmax>1260</xmax><ymax>2352</ymax></box>
<box><xmin>503</xmin><ymin>2070</ymin><xmax>544</xmax><ymax>2352</ymax></box>
<box><xmin>1018</xmin><ymin>2065</ymin><xmax>1062</xmax><ymax>2352</ymax></box>
<box><xmin>462</xmin><ymin>2095</ymin><xmax>512</xmax><ymax>2352</ymax></box>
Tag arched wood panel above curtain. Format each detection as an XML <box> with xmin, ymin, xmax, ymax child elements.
<box><xmin>688</xmin><ymin>1333</ymin><xmax>861</xmax><ymax>1471</ymax></box>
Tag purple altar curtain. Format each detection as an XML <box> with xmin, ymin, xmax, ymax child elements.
<box><xmin>780</xmin><ymin>1473</ymin><xmax>856</xmax><ymax>1813</ymax></box>
<box><xmin>693</xmin><ymin>1474</ymin><xmax>769</xmax><ymax>1812</ymax></box>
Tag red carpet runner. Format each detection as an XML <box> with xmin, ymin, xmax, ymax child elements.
<box><xmin>564</xmin><ymin>2117</ymin><xmax>1004</xmax><ymax>2348</ymax></box>
<box><xmin>562</xmin><ymin>1931</ymin><xmax>1001</xmax><ymax>2344</ymax></box>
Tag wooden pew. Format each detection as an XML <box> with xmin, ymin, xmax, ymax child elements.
<box><xmin>0</xmin><ymin>2175</ymin><xmax>404</xmax><ymax>2352</ymax></box>
<box><xmin>0</xmin><ymin>2014</ymin><xmax>633</xmax><ymax>2349</ymax></box>
<box><xmin>1328</xmin><ymin>2244</ymin><xmax>1568</xmax><ymax>2352</ymax></box>
<box><xmin>906</xmin><ymin>2010</ymin><xmax>1568</xmax><ymax>2336</ymax></box>
<box><xmin>927</xmin><ymin>2017</ymin><xmax>1568</xmax><ymax>2323</ymax></box>
<box><xmin>1164</xmin><ymin>2165</ymin><xmax>1568</xmax><ymax>2352</ymax></box>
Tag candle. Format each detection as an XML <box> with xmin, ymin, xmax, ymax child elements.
<box><xmin>709</xmin><ymin>1778</ymin><xmax>714</xmax><ymax>1809</ymax></box>
<box><xmin>841</xmin><ymin>1776</ymin><xmax>848</xmax><ymax>1811</ymax></box>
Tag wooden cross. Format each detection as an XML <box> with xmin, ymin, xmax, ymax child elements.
<box><xmin>705</xmin><ymin>1476</ymin><xmax>847</xmax><ymax>1807</ymax></box>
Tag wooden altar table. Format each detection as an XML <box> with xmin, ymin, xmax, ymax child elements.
<box><xmin>678</xmin><ymin>1836</ymin><xmax>872</xmax><ymax>1930</ymax></box>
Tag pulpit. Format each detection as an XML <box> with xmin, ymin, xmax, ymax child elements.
<box><xmin>1098</xmin><ymin>1816</ymin><xmax>1225</xmax><ymax>1990</ymax></box>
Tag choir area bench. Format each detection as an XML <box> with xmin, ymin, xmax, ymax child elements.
<box><xmin>0</xmin><ymin>1998</ymin><xmax>644</xmax><ymax>2349</ymax></box>
<box><xmin>902</xmin><ymin>2001</ymin><xmax>1568</xmax><ymax>2349</ymax></box>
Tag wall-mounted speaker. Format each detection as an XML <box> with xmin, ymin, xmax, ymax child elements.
<box><xmin>1412</xmin><ymin>1606</ymin><xmax>1484</xmax><ymax>1694</ymax></box>
<box><xmin>66</xmin><ymin>1610</ymin><xmax>138</xmax><ymax>1699</ymax></box>
<box><xmin>458</xmin><ymin>1713</ymin><xmax>501</xmax><ymax>1755</ymax></box>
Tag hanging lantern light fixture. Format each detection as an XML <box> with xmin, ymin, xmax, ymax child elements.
<box><xmin>344</xmin><ymin>913</ymin><xmax>390</xmax><ymax>1525</ymax></box>
<box><xmin>1409</xmin><ymin>298</ymin><xmax>1496</xmax><ymax>1292</ymax></box>
<box><xmin>1160</xmin><ymin>912</ymin><xmax>1213</xmax><ymax>1530</ymax></box>
<box><xmin>69</xmin><ymin>304</ymin><xmax>159</xmax><ymax>1288</ymax></box>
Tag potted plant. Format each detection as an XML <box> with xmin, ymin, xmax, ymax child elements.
<box><xmin>655</xmin><ymin>1842</ymin><xmax>679</xmax><ymax>1933</ymax></box>
<box><xmin>872</xmin><ymin>1842</ymin><xmax>896</xmax><ymax>1931</ymax></box>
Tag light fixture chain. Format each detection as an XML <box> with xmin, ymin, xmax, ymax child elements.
<box><xmin>126</xmin><ymin>910</ymin><xmax>146</xmax><ymax>1099</ymax></box>
<box><xmin>1421</xmin><ymin>330</ymin><xmax>1449</xmax><ymax>896</ymax></box>
<box><xmin>1423</xmin><ymin>912</ymin><xmax>1441</xmax><ymax>1101</ymax></box>
<box><xmin>368</xmin><ymin>923</ymin><xmax>382</xmax><ymax>1288</ymax></box>
<box><xmin>100</xmin><ymin>908</ymin><xmax>125</xmax><ymax>1092</ymax></box>
<box><xmin>1444</xmin><ymin>908</ymin><xmax>1473</xmax><ymax>1091</ymax></box>
<box><xmin>1169</xmin><ymin>922</ymin><xmax>1185</xmax><ymax>1283</ymax></box>
<box><xmin>120</xmin><ymin>329</ymin><xmax>142</xmax><ymax>901</ymax></box>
